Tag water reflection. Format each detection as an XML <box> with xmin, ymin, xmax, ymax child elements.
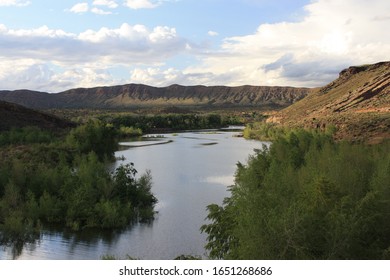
<box><xmin>0</xmin><ymin>229</ymin><xmax>40</xmax><ymax>260</ymax></box>
<box><xmin>0</xmin><ymin>221</ymin><xmax>153</xmax><ymax>259</ymax></box>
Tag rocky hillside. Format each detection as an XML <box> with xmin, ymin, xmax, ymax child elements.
<box><xmin>268</xmin><ymin>61</ymin><xmax>390</xmax><ymax>143</ymax></box>
<box><xmin>0</xmin><ymin>84</ymin><xmax>310</xmax><ymax>110</ymax></box>
<box><xmin>0</xmin><ymin>100</ymin><xmax>74</xmax><ymax>132</ymax></box>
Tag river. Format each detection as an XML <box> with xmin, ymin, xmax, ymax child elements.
<box><xmin>0</xmin><ymin>128</ymin><xmax>267</xmax><ymax>260</ymax></box>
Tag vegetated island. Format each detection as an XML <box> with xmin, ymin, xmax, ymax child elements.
<box><xmin>0</xmin><ymin>118</ymin><xmax>157</xmax><ymax>257</ymax></box>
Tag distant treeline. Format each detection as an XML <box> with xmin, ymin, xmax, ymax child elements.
<box><xmin>103</xmin><ymin>113</ymin><xmax>243</xmax><ymax>133</ymax></box>
<box><xmin>0</xmin><ymin>121</ymin><xmax>157</xmax><ymax>251</ymax></box>
<box><xmin>202</xmin><ymin>128</ymin><xmax>390</xmax><ymax>259</ymax></box>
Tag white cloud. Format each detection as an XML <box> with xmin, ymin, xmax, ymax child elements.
<box><xmin>52</xmin><ymin>67</ymin><xmax>116</xmax><ymax>90</ymax></box>
<box><xmin>124</xmin><ymin>0</ymin><xmax>159</xmax><ymax>9</ymax></box>
<box><xmin>69</xmin><ymin>2</ymin><xmax>89</xmax><ymax>14</ymax></box>
<box><xmin>93</xmin><ymin>0</ymin><xmax>118</xmax><ymax>9</ymax></box>
<box><xmin>129</xmin><ymin>66</ymin><xmax>232</xmax><ymax>87</ymax></box>
<box><xmin>0</xmin><ymin>23</ymin><xmax>188</xmax><ymax>63</ymax></box>
<box><xmin>91</xmin><ymin>7</ymin><xmax>112</xmax><ymax>15</ymax></box>
<box><xmin>0</xmin><ymin>60</ymin><xmax>56</xmax><ymax>91</ymax></box>
<box><xmin>208</xmin><ymin>31</ymin><xmax>219</xmax><ymax>37</ymax></box>
<box><xmin>0</xmin><ymin>58</ymin><xmax>121</xmax><ymax>92</ymax></box>
<box><xmin>68</xmin><ymin>1</ymin><xmax>118</xmax><ymax>15</ymax></box>
<box><xmin>5</xmin><ymin>25</ymin><xmax>73</xmax><ymax>38</ymax></box>
<box><xmin>1</xmin><ymin>0</ymin><xmax>390</xmax><ymax>92</ymax></box>
<box><xmin>0</xmin><ymin>23</ymin><xmax>190</xmax><ymax>91</ymax></box>
<box><xmin>0</xmin><ymin>0</ymin><xmax>30</xmax><ymax>6</ymax></box>
<box><xmin>180</xmin><ymin>0</ymin><xmax>390</xmax><ymax>87</ymax></box>
<box><xmin>77</xmin><ymin>23</ymin><xmax>177</xmax><ymax>45</ymax></box>
<box><xmin>148</xmin><ymin>26</ymin><xmax>177</xmax><ymax>42</ymax></box>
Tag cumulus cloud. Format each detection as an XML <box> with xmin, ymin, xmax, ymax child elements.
<box><xmin>181</xmin><ymin>0</ymin><xmax>390</xmax><ymax>87</ymax></box>
<box><xmin>124</xmin><ymin>0</ymin><xmax>159</xmax><ymax>9</ymax></box>
<box><xmin>0</xmin><ymin>23</ymin><xmax>187</xmax><ymax>62</ymax></box>
<box><xmin>71</xmin><ymin>0</ymin><xmax>169</xmax><ymax>11</ymax></box>
<box><xmin>69</xmin><ymin>2</ymin><xmax>89</xmax><ymax>14</ymax></box>
<box><xmin>0</xmin><ymin>60</ymin><xmax>57</xmax><ymax>91</ymax></box>
<box><xmin>113</xmin><ymin>0</ymin><xmax>390</xmax><ymax>88</ymax></box>
<box><xmin>208</xmin><ymin>31</ymin><xmax>219</xmax><ymax>37</ymax></box>
<box><xmin>91</xmin><ymin>7</ymin><xmax>112</xmax><ymax>15</ymax></box>
<box><xmin>0</xmin><ymin>0</ymin><xmax>30</xmax><ymax>6</ymax></box>
<box><xmin>93</xmin><ymin>0</ymin><xmax>118</xmax><ymax>9</ymax></box>
<box><xmin>68</xmin><ymin>1</ymin><xmax>116</xmax><ymax>15</ymax></box>
<box><xmin>76</xmin><ymin>24</ymin><xmax>184</xmax><ymax>57</ymax></box>
<box><xmin>0</xmin><ymin>59</ymin><xmax>118</xmax><ymax>92</ymax></box>
<box><xmin>129</xmin><ymin>66</ymin><xmax>239</xmax><ymax>87</ymax></box>
<box><xmin>1</xmin><ymin>0</ymin><xmax>390</xmax><ymax>91</ymax></box>
<box><xmin>0</xmin><ymin>23</ymin><xmax>190</xmax><ymax>91</ymax></box>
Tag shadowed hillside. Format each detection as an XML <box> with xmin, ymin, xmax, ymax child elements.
<box><xmin>268</xmin><ymin>61</ymin><xmax>390</xmax><ymax>143</ymax></box>
<box><xmin>0</xmin><ymin>100</ymin><xmax>74</xmax><ymax>132</ymax></box>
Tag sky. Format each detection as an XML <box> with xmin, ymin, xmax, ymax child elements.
<box><xmin>0</xmin><ymin>0</ymin><xmax>389</xmax><ymax>92</ymax></box>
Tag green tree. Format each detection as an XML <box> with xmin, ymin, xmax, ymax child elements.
<box><xmin>66</xmin><ymin>120</ymin><xmax>117</xmax><ymax>160</ymax></box>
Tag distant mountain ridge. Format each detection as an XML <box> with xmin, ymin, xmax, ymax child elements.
<box><xmin>268</xmin><ymin>61</ymin><xmax>390</xmax><ymax>143</ymax></box>
<box><xmin>0</xmin><ymin>84</ymin><xmax>311</xmax><ymax>109</ymax></box>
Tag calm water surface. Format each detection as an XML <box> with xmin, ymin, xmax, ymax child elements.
<box><xmin>0</xmin><ymin>129</ymin><xmax>267</xmax><ymax>260</ymax></box>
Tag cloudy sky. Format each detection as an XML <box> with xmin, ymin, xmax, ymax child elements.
<box><xmin>0</xmin><ymin>0</ymin><xmax>389</xmax><ymax>92</ymax></box>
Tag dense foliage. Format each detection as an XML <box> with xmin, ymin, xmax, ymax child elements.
<box><xmin>201</xmin><ymin>130</ymin><xmax>390</xmax><ymax>259</ymax></box>
<box><xmin>0</xmin><ymin>127</ymin><xmax>55</xmax><ymax>146</ymax></box>
<box><xmin>108</xmin><ymin>113</ymin><xmax>242</xmax><ymax>132</ymax></box>
<box><xmin>66</xmin><ymin>120</ymin><xmax>118</xmax><ymax>160</ymax></box>
<box><xmin>0</xmin><ymin>121</ymin><xmax>157</xmax><ymax>249</ymax></box>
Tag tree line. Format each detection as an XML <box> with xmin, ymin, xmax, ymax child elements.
<box><xmin>105</xmin><ymin>113</ymin><xmax>242</xmax><ymax>133</ymax></box>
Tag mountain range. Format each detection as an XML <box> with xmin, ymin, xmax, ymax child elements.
<box><xmin>1</xmin><ymin>61</ymin><xmax>389</xmax><ymax>143</ymax></box>
<box><xmin>0</xmin><ymin>84</ymin><xmax>311</xmax><ymax>110</ymax></box>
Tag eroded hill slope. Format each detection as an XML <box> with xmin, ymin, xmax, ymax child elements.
<box><xmin>269</xmin><ymin>61</ymin><xmax>390</xmax><ymax>143</ymax></box>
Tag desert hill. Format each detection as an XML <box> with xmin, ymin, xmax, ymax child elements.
<box><xmin>0</xmin><ymin>100</ymin><xmax>74</xmax><ymax>132</ymax></box>
<box><xmin>268</xmin><ymin>61</ymin><xmax>390</xmax><ymax>143</ymax></box>
<box><xmin>0</xmin><ymin>84</ymin><xmax>310</xmax><ymax>110</ymax></box>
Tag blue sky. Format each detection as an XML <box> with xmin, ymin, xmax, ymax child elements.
<box><xmin>0</xmin><ymin>0</ymin><xmax>389</xmax><ymax>92</ymax></box>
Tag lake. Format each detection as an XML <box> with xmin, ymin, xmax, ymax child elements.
<box><xmin>0</xmin><ymin>128</ymin><xmax>267</xmax><ymax>260</ymax></box>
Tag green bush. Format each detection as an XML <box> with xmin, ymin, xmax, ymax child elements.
<box><xmin>118</xmin><ymin>126</ymin><xmax>143</xmax><ymax>137</ymax></box>
<box><xmin>0</xmin><ymin>153</ymin><xmax>157</xmax><ymax>235</ymax></box>
<box><xmin>66</xmin><ymin>120</ymin><xmax>118</xmax><ymax>160</ymax></box>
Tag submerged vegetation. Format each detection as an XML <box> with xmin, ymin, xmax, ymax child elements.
<box><xmin>202</xmin><ymin>128</ymin><xmax>390</xmax><ymax>259</ymax></box>
<box><xmin>0</xmin><ymin>120</ymin><xmax>157</xmax><ymax>251</ymax></box>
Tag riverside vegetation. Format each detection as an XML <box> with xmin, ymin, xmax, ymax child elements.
<box><xmin>2</xmin><ymin>112</ymin><xmax>389</xmax><ymax>260</ymax></box>
<box><xmin>0</xmin><ymin>112</ymin><xmax>244</xmax><ymax>254</ymax></box>
<box><xmin>201</xmin><ymin>124</ymin><xmax>390</xmax><ymax>259</ymax></box>
<box><xmin>0</xmin><ymin>120</ymin><xmax>158</xmax><ymax>251</ymax></box>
